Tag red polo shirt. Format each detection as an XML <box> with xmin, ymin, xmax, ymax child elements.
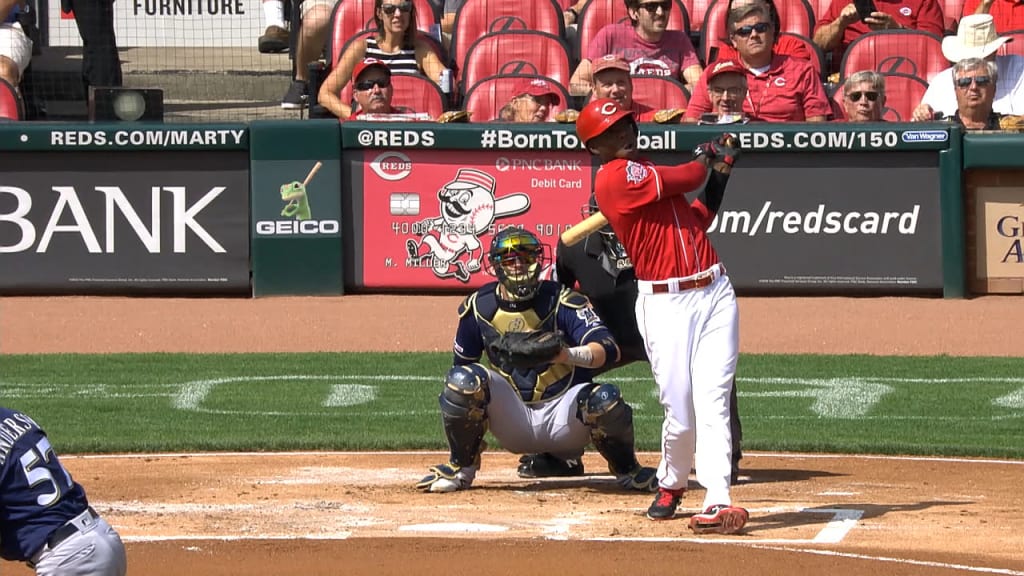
<box><xmin>816</xmin><ymin>0</ymin><xmax>945</xmax><ymax>73</ymax></box>
<box><xmin>684</xmin><ymin>54</ymin><xmax>832</xmax><ymax>121</ymax></box>
<box><xmin>962</xmin><ymin>0</ymin><xmax>1024</xmax><ymax>32</ymax></box>
<box><xmin>593</xmin><ymin>158</ymin><xmax>716</xmax><ymax>281</ymax></box>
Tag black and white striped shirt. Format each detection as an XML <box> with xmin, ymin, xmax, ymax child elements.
<box><xmin>365</xmin><ymin>37</ymin><xmax>420</xmax><ymax>75</ymax></box>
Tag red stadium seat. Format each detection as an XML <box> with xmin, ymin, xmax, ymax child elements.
<box><xmin>325</xmin><ymin>0</ymin><xmax>439</xmax><ymax>67</ymax></box>
<box><xmin>808</xmin><ymin>0</ymin><xmax>834</xmax><ymax>23</ymax></box>
<box><xmin>460</xmin><ymin>31</ymin><xmax>572</xmax><ymax>97</ymax></box>
<box><xmin>700</xmin><ymin>0</ymin><xmax>815</xmax><ymax>65</ymax></box>
<box><xmin>341</xmin><ymin>73</ymin><xmax>447</xmax><ymax>118</ymax></box>
<box><xmin>839</xmin><ymin>30</ymin><xmax>946</xmax><ymax>84</ymax></box>
<box><xmin>680</xmin><ymin>0</ymin><xmax>715</xmax><ymax>33</ymax></box>
<box><xmin>997</xmin><ymin>29</ymin><xmax>1024</xmax><ymax>57</ymax></box>
<box><xmin>332</xmin><ymin>31</ymin><xmax>447</xmax><ymax>112</ymax></box>
<box><xmin>0</xmin><ymin>78</ymin><xmax>21</xmax><ymax>121</ymax></box>
<box><xmin>577</xmin><ymin>0</ymin><xmax>691</xmax><ymax>62</ymax></box>
<box><xmin>450</xmin><ymin>0</ymin><xmax>565</xmax><ymax>79</ymax></box>
<box><xmin>630</xmin><ymin>75</ymin><xmax>690</xmax><ymax>110</ymax></box>
<box><xmin>463</xmin><ymin>74</ymin><xmax>571</xmax><ymax>121</ymax></box>
<box><xmin>940</xmin><ymin>0</ymin><xmax>966</xmax><ymax>34</ymax></box>
<box><xmin>712</xmin><ymin>32</ymin><xmax>823</xmax><ymax>75</ymax></box>
<box><xmin>830</xmin><ymin>72</ymin><xmax>927</xmax><ymax>122</ymax></box>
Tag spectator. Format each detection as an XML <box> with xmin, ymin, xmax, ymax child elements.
<box><xmin>964</xmin><ymin>0</ymin><xmax>1024</xmax><ymax>32</ymax></box>
<box><xmin>569</xmin><ymin>0</ymin><xmax>703</xmax><ymax>96</ymax></box>
<box><xmin>840</xmin><ymin>70</ymin><xmax>887</xmax><ymax>121</ymax></box>
<box><xmin>697</xmin><ymin>59</ymin><xmax>751</xmax><ymax>124</ymax></box>
<box><xmin>933</xmin><ymin>57</ymin><xmax>1004</xmax><ymax>128</ymax></box>
<box><xmin>713</xmin><ymin>0</ymin><xmax>816</xmax><ymax>63</ymax></box>
<box><xmin>495</xmin><ymin>77</ymin><xmax>561</xmax><ymax>122</ymax></box>
<box><xmin>684</xmin><ymin>0</ymin><xmax>831</xmax><ymax>122</ymax></box>
<box><xmin>316</xmin><ymin>0</ymin><xmax>446</xmax><ymax>117</ymax></box>
<box><xmin>63</xmin><ymin>0</ymin><xmax>123</xmax><ymax>94</ymax></box>
<box><xmin>588</xmin><ymin>54</ymin><xmax>659</xmax><ymax>121</ymax></box>
<box><xmin>281</xmin><ymin>0</ymin><xmax>340</xmax><ymax>109</ymax></box>
<box><xmin>258</xmin><ymin>0</ymin><xmax>290</xmax><ymax>54</ymax></box>
<box><xmin>0</xmin><ymin>0</ymin><xmax>32</xmax><ymax>90</ymax></box>
<box><xmin>345</xmin><ymin>58</ymin><xmax>432</xmax><ymax>120</ymax></box>
<box><xmin>913</xmin><ymin>14</ymin><xmax>1024</xmax><ymax>120</ymax></box>
<box><xmin>813</xmin><ymin>0</ymin><xmax>945</xmax><ymax>75</ymax></box>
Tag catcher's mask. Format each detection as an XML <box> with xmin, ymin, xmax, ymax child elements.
<box><xmin>485</xmin><ymin>227</ymin><xmax>549</xmax><ymax>301</ymax></box>
<box><xmin>582</xmin><ymin>195</ymin><xmax>629</xmax><ymax>261</ymax></box>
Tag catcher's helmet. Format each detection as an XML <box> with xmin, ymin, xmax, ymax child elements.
<box><xmin>485</xmin><ymin>227</ymin><xmax>549</xmax><ymax>301</ymax></box>
<box><xmin>576</xmin><ymin>98</ymin><xmax>634</xmax><ymax>146</ymax></box>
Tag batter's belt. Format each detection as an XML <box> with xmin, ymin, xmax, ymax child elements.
<box><xmin>30</xmin><ymin>507</ymin><xmax>100</xmax><ymax>565</ymax></box>
<box><xmin>637</xmin><ymin>264</ymin><xmax>726</xmax><ymax>294</ymax></box>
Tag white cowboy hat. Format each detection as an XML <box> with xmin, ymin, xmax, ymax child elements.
<box><xmin>941</xmin><ymin>14</ymin><xmax>1012</xmax><ymax>62</ymax></box>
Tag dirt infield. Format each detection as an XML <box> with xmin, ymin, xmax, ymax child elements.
<box><xmin>1</xmin><ymin>295</ymin><xmax>1023</xmax><ymax>576</ymax></box>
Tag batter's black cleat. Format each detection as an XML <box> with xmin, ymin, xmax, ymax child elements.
<box><xmin>646</xmin><ymin>487</ymin><xmax>684</xmax><ymax>520</ymax></box>
<box><xmin>517</xmin><ymin>453</ymin><xmax>584</xmax><ymax>478</ymax></box>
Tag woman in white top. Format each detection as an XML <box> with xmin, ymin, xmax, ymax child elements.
<box><xmin>319</xmin><ymin>0</ymin><xmax>447</xmax><ymax>118</ymax></box>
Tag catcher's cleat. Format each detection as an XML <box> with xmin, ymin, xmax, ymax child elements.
<box><xmin>616</xmin><ymin>465</ymin><xmax>658</xmax><ymax>492</ymax></box>
<box><xmin>688</xmin><ymin>504</ymin><xmax>749</xmax><ymax>534</ymax></box>
<box><xmin>646</xmin><ymin>487</ymin><xmax>684</xmax><ymax>520</ymax></box>
<box><xmin>416</xmin><ymin>463</ymin><xmax>476</xmax><ymax>493</ymax></box>
<box><xmin>517</xmin><ymin>453</ymin><xmax>584</xmax><ymax>478</ymax></box>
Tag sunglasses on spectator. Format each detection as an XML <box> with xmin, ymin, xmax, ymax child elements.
<box><xmin>955</xmin><ymin>76</ymin><xmax>992</xmax><ymax>88</ymax></box>
<box><xmin>732</xmin><ymin>22</ymin><xmax>771</xmax><ymax>37</ymax></box>
<box><xmin>637</xmin><ymin>1</ymin><xmax>672</xmax><ymax>13</ymax></box>
<box><xmin>355</xmin><ymin>77</ymin><xmax>391</xmax><ymax>91</ymax></box>
<box><xmin>381</xmin><ymin>2</ymin><xmax>412</xmax><ymax>15</ymax></box>
<box><xmin>847</xmin><ymin>91</ymin><xmax>879</xmax><ymax>102</ymax></box>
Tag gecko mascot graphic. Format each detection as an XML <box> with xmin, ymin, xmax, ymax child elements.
<box><xmin>407</xmin><ymin>167</ymin><xmax>530</xmax><ymax>282</ymax></box>
<box><xmin>280</xmin><ymin>161</ymin><xmax>323</xmax><ymax>221</ymax></box>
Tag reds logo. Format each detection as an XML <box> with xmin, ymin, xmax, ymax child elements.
<box><xmin>625</xmin><ymin>161</ymin><xmax>649</xmax><ymax>184</ymax></box>
<box><xmin>899</xmin><ymin>6</ymin><xmax>911</xmax><ymax>15</ymax></box>
<box><xmin>599</xmin><ymin>102</ymin><xmax>619</xmax><ymax>115</ymax></box>
<box><xmin>773</xmin><ymin>77</ymin><xmax>787</xmax><ymax>87</ymax></box>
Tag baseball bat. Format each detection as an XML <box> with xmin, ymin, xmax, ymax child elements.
<box><xmin>302</xmin><ymin>161</ymin><xmax>323</xmax><ymax>187</ymax></box>
<box><xmin>560</xmin><ymin>135</ymin><xmax>739</xmax><ymax>247</ymax></box>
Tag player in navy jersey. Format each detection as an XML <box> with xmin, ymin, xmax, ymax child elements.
<box><xmin>0</xmin><ymin>406</ymin><xmax>127</xmax><ymax>575</ymax></box>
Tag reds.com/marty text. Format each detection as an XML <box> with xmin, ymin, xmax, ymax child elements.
<box><xmin>709</xmin><ymin>202</ymin><xmax>921</xmax><ymax>236</ymax></box>
<box><xmin>50</xmin><ymin>129</ymin><xmax>246</xmax><ymax>147</ymax></box>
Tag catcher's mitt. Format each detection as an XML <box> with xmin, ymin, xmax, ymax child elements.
<box><xmin>490</xmin><ymin>331</ymin><xmax>564</xmax><ymax>371</ymax></box>
<box><xmin>998</xmin><ymin>114</ymin><xmax>1024</xmax><ymax>131</ymax></box>
<box><xmin>436</xmin><ymin>110</ymin><xmax>472</xmax><ymax>123</ymax></box>
<box><xmin>652</xmin><ymin>108</ymin><xmax>686</xmax><ymax>124</ymax></box>
<box><xmin>555</xmin><ymin>109</ymin><xmax>580</xmax><ymax>123</ymax></box>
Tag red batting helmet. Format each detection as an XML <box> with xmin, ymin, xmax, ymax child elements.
<box><xmin>576</xmin><ymin>98</ymin><xmax>633</xmax><ymax>146</ymax></box>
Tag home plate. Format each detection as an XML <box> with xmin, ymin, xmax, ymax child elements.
<box><xmin>399</xmin><ymin>523</ymin><xmax>509</xmax><ymax>533</ymax></box>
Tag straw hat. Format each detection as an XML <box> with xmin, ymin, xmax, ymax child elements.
<box><xmin>941</xmin><ymin>14</ymin><xmax>1012</xmax><ymax>62</ymax></box>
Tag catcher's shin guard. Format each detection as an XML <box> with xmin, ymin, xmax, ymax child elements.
<box><xmin>577</xmin><ymin>383</ymin><xmax>642</xmax><ymax>476</ymax></box>
<box><xmin>439</xmin><ymin>364</ymin><xmax>490</xmax><ymax>468</ymax></box>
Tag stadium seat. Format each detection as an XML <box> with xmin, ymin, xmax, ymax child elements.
<box><xmin>450</xmin><ymin>0</ymin><xmax>565</xmax><ymax>80</ymax></box>
<box><xmin>577</xmin><ymin>0</ymin><xmax>691</xmax><ymax>63</ymax></box>
<box><xmin>830</xmin><ymin>72</ymin><xmax>928</xmax><ymax>122</ymax></box>
<box><xmin>0</xmin><ymin>78</ymin><xmax>22</xmax><ymax>121</ymax></box>
<box><xmin>940</xmin><ymin>0</ymin><xmax>966</xmax><ymax>34</ymax></box>
<box><xmin>629</xmin><ymin>75</ymin><xmax>690</xmax><ymax>110</ymax></box>
<box><xmin>325</xmin><ymin>0</ymin><xmax>439</xmax><ymax>67</ymax></box>
<box><xmin>460</xmin><ymin>31</ymin><xmax>572</xmax><ymax>97</ymax></box>
<box><xmin>839</xmin><ymin>30</ymin><xmax>946</xmax><ymax>84</ymax></box>
<box><xmin>700</xmin><ymin>0</ymin><xmax>815</xmax><ymax>66</ymax></box>
<box><xmin>808</xmin><ymin>0</ymin><xmax>834</xmax><ymax>24</ymax></box>
<box><xmin>680</xmin><ymin>0</ymin><xmax>715</xmax><ymax>34</ymax></box>
<box><xmin>997</xmin><ymin>29</ymin><xmax>1024</xmax><ymax>57</ymax></box>
<box><xmin>463</xmin><ymin>74</ymin><xmax>571</xmax><ymax>121</ymax></box>
<box><xmin>332</xmin><ymin>72</ymin><xmax>447</xmax><ymax>119</ymax></box>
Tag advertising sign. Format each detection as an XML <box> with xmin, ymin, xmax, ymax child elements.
<box><xmin>974</xmin><ymin>187</ymin><xmax>1024</xmax><ymax>280</ymax></box>
<box><xmin>251</xmin><ymin>159</ymin><xmax>341</xmax><ymax>240</ymax></box>
<box><xmin>0</xmin><ymin>151</ymin><xmax>250</xmax><ymax>294</ymax></box>
<box><xmin>352</xmin><ymin>149</ymin><xmax>592</xmax><ymax>289</ymax></box>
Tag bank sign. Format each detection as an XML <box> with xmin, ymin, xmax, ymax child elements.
<box><xmin>0</xmin><ymin>151</ymin><xmax>250</xmax><ymax>294</ymax></box>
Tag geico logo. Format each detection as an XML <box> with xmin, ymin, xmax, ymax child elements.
<box><xmin>256</xmin><ymin>220</ymin><xmax>340</xmax><ymax>235</ymax></box>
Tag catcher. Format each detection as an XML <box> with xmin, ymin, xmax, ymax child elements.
<box><xmin>416</xmin><ymin>227</ymin><xmax>658</xmax><ymax>493</ymax></box>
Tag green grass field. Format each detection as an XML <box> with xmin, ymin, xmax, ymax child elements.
<box><xmin>2</xmin><ymin>352</ymin><xmax>1022</xmax><ymax>458</ymax></box>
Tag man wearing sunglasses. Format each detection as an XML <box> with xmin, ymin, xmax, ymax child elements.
<box><xmin>684</xmin><ymin>0</ymin><xmax>830</xmax><ymax>122</ymax></box>
<box><xmin>813</xmin><ymin>0</ymin><xmax>945</xmax><ymax>75</ymax></box>
<box><xmin>934</xmin><ymin>57</ymin><xmax>1005</xmax><ymax>129</ymax></box>
<box><xmin>840</xmin><ymin>70</ymin><xmax>886</xmax><ymax>121</ymax></box>
<box><xmin>346</xmin><ymin>58</ymin><xmax>430</xmax><ymax>121</ymax></box>
<box><xmin>569</xmin><ymin>0</ymin><xmax>702</xmax><ymax>96</ymax></box>
<box><xmin>912</xmin><ymin>14</ymin><xmax>1024</xmax><ymax>121</ymax></box>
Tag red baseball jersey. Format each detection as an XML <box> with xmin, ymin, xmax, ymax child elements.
<box><xmin>593</xmin><ymin>158</ymin><xmax>717</xmax><ymax>281</ymax></box>
<box><xmin>962</xmin><ymin>0</ymin><xmax>1024</xmax><ymax>32</ymax></box>
<box><xmin>815</xmin><ymin>0</ymin><xmax>945</xmax><ymax>74</ymax></box>
<box><xmin>684</xmin><ymin>54</ymin><xmax>831</xmax><ymax>121</ymax></box>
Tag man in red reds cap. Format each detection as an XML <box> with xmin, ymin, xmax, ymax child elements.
<box><xmin>575</xmin><ymin>98</ymin><xmax>749</xmax><ymax>535</ymax></box>
<box><xmin>348</xmin><ymin>58</ymin><xmax>427</xmax><ymax>120</ymax></box>
<box><xmin>698</xmin><ymin>60</ymin><xmax>751</xmax><ymax>124</ymax></box>
<box><xmin>589</xmin><ymin>55</ymin><xmax>658</xmax><ymax>122</ymax></box>
<box><xmin>495</xmin><ymin>77</ymin><xmax>562</xmax><ymax>122</ymax></box>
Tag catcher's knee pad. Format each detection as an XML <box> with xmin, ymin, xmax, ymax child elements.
<box><xmin>578</xmin><ymin>383</ymin><xmax>640</xmax><ymax>476</ymax></box>
<box><xmin>576</xmin><ymin>383</ymin><xmax>624</xmax><ymax>426</ymax></box>
<box><xmin>440</xmin><ymin>363</ymin><xmax>491</xmax><ymax>422</ymax></box>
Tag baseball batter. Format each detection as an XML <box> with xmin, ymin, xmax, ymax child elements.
<box><xmin>0</xmin><ymin>405</ymin><xmax>128</xmax><ymax>575</ymax></box>
<box><xmin>575</xmin><ymin>98</ymin><xmax>748</xmax><ymax>534</ymax></box>
<box><xmin>416</xmin><ymin>227</ymin><xmax>658</xmax><ymax>494</ymax></box>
